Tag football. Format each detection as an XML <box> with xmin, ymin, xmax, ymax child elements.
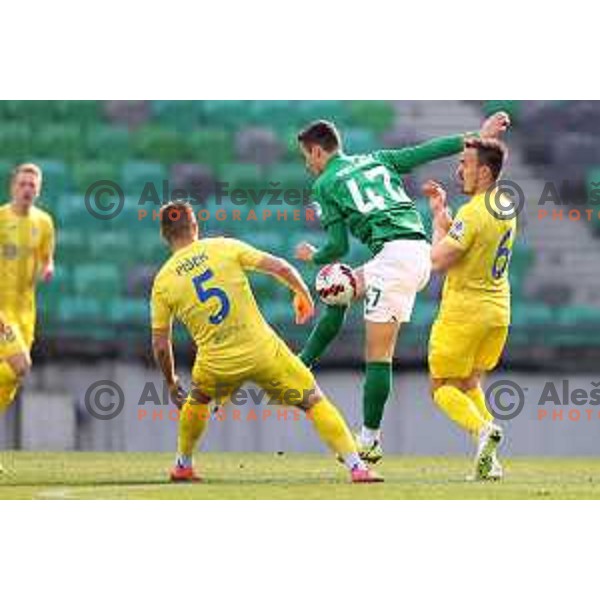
<box><xmin>315</xmin><ymin>263</ymin><xmax>357</xmax><ymax>306</ymax></box>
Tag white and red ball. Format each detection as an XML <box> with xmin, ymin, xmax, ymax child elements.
<box><xmin>315</xmin><ymin>263</ymin><xmax>357</xmax><ymax>306</ymax></box>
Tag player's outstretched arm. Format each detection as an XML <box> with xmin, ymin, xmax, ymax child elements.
<box><xmin>294</xmin><ymin>221</ymin><xmax>349</xmax><ymax>265</ymax></box>
<box><xmin>254</xmin><ymin>254</ymin><xmax>315</xmax><ymax>324</ymax></box>
<box><xmin>376</xmin><ymin>111</ymin><xmax>511</xmax><ymax>174</ymax></box>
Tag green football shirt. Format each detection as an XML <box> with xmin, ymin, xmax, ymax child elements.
<box><xmin>311</xmin><ymin>134</ymin><xmax>466</xmax><ymax>256</ymax></box>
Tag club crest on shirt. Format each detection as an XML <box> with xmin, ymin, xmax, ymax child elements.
<box><xmin>448</xmin><ymin>219</ymin><xmax>465</xmax><ymax>242</ymax></box>
<box><xmin>0</xmin><ymin>322</ymin><xmax>16</xmax><ymax>343</ymax></box>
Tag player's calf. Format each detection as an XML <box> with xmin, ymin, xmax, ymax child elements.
<box><xmin>301</xmin><ymin>389</ymin><xmax>383</xmax><ymax>483</ymax></box>
<box><xmin>0</xmin><ymin>353</ymin><xmax>31</xmax><ymax>412</ymax></box>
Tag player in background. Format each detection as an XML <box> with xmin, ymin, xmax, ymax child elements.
<box><xmin>294</xmin><ymin>114</ymin><xmax>510</xmax><ymax>463</ymax></box>
<box><xmin>151</xmin><ymin>201</ymin><xmax>382</xmax><ymax>483</ymax></box>
<box><xmin>0</xmin><ymin>164</ymin><xmax>55</xmax><ymax>473</ymax></box>
<box><xmin>424</xmin><ymin>138</ymin><xmax>515</xmax><ymax>480</ymax></box>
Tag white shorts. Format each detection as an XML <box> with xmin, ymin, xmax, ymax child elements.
<box><xmin>362</xmin><ymin>239</ymin><xmax>431</xmax><ymax>323</ymax></box>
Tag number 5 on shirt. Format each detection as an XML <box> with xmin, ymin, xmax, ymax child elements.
<box><xmin>192</xmin><ymin>269</ymin><xmax>230</xmax><ymax>325</ymax></box>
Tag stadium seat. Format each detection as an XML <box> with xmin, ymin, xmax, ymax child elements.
<box><xmin>343</xmin><ymin>128</ymin><xmax>378</xmax><ymax>154</ymax></box>
<box><xmin>57</xmin><ymin>296</ymin><xmax>103</xmax><ymax>322</ymax></box>
<box><xmin>85</xmin><ymin>125</ymin><xmax>131</xmax><ymax>162</ymax></box>
<box><xmin>73</xmin><ymin>263</ymin><xmax>122</xmax><ymax>299</ymax></box>
<box><xmin>107</xmin><ymin>298</ymin><xmax>148</xmax><ymax>325</ymax></box>
<box><xmin>235</xmin><ymin>127</ymin><xmax>283</xmax><ymax>166</ymax></box>
<box><xmin>52</xmin><ymin>100</ymin><xmax>101</xmax><ymax>124</ymax></box>
<box><xmin>188</xmin><ymin>129</ymin><xmax>234</xmax><ymax>167</ymax></box>
<box><xmin>0</xmin><ymin>122</ymin><xmax>31</xmax><ymax>159</ymax></box>
<box><xmin>132</xmin><ymin>126</ymin><xmax>191</xmax><ymax>163</ymax></box>
<box><xmin>72</xmin><ymin>161</ymin><xmax>120</xmax><ymax>194</ymax></box>
<box><xmin>33</xmin><ymin>124</ymin><xmax>82</xmax><ymax>162</ymax></box>
<box><xmin>347</xmin><ymin>101</ymin><xmax>395</xmax><ymax>135</ymax></box>
<box><xmin>33</xmin><ymin>160</ymin><xmax>70</xmax><ymax>201</ymax></box>
<box><xmin>150</xmin><ymin>101</ymin><xmax>204</xmax><ymax>131</ymax></box>
<box><xmin>221</xmin><ymin>162</ymin><xmax>264</xmax><ymax>192</ymax></box>
<box><xmin>122</xmin><ymin>161</ymin><xmax>167</xmax><ymax>198</ymax></box>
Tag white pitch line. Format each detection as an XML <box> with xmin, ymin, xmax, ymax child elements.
<box><xmin>36</xmin><ymin>487</ymin><xmax>74</xmax><ymax>500</ymax></box>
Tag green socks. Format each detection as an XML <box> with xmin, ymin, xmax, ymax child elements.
<box><xmin>363</xmin><ymin>362</ymin><xmax>392</xmax><ymax>430</ymax></box>
<box><xmin>299</xmin><ymin>305</ymin><xmax>347</xmax><ymax>367</ymax></box>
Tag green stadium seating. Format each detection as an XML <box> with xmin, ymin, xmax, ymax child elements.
<box><xmin>221</xmin><ymin>163</ymin><xmax>264</xmax><ymax>192</ymax></box>
<box><xmin>122</xmin><ymin>161</ymin><xmax>167</xmax><ymax>197</ymax></box>
<box><xmin>34</xmin><ymin>124</ymin><xmax>81</xmax><ymax>162</ymax></box>
<box><xmin>0</xmin><ymin>123</ymin><xmax>31</xmax><ymax>159</ymax></box>
<box><xmin>107</xmin><ymin>298</ymin><xmax>148</xmax><ymax>325</ymax></box>
<box><xmin>132</xmin><ymin>126</ymin><xmax>191</xmax><ymax>163</ymax></box>
<box><xmin>53</xmin><ymin>101</ymin><xmax>101</xmax><ymax>124</ymax></box>
<box><xmin>0</xmin><ymin>101</ymin><xmax>55</xmax><ymax>124</ymax></box>
<box><xmin>151</xmin><ymin>101</ymin><xmax>204</xmax><ymax>131</ymax></box>
<box><xmin>347</xmin><ymin>101</ymin><xmax>395</xmax><ymax>135</ymax></box>
<box><xmin>72</xmin><ymin>161</ymin><xmax>120</xmax><ymax>194</ymax></box>
<box><xmin>33</xmin><ymin>160</ymin><xmax>70</xmax><ymax>200</ymax></box>
<box><xmin>0</xmin><ymin>99</ymin><xmax>588</xmax><ymax>352</ymax></box>
<box><xmin>343</xmin><ymin>128</ymin><xmax>378</xmax><ymax>154</ymax></box>
<box><xmin>267</xmin><ymin>163</ymin><xmax>310</xmax><ymax>193</ymax></box>
<box><xmin>188</xmin><ymin>129</ymin><xmax>234</xmax><ymax>167</ymax></box>
<box><xmin>73</xmin><ymin>263</ymin><xmax>121</xmax><ymax>299</ymax></box>
<box><xmin>57</xmin><ymin>297</ymin><xmax>103</xmax><ymax>322</ymax></box>
<box><xmin>0</xmin><ymin>160</ymin><xmax>14</xmax><ymax>197</ymax></box>
<box><xmin>85</xmin><ymin>125</ymin><xmax>131</xmax><ymax>162</ymax></box>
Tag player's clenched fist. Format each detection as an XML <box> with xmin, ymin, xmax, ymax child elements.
<box><xmin>479</xmin><ymin>111</ymin><xmax>511</xmax><ymax>139</ymax></box>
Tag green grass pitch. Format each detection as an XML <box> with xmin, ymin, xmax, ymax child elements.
<box><xmin>2</xmin><ymin>452</ymin><xmax>600</xmax><ymax>499</ymax></box>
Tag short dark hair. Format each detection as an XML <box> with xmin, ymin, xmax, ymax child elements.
<box><xmin>159</xmin><ymin>200</ymin><xmax>195</xmax><ymax>243</ymax></box>
<box><xmin>297</xmin><ymin>120</ymin><xmax>341</xmax><ymax>152</ymax></box>
<box><xmin>465</xmin><ymin>137</ymin><xmax>507</xmax><ymax>181</ymax></box>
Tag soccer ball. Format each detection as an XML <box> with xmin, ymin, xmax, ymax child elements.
<box><xmin>315</xmin><ymin>263</ymin><xmax>357</xmax><ymax>306</ymax></box>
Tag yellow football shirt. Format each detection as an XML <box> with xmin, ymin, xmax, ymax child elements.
<box><xmin>438</xmin><ymin>192</ymin><xmax>516</xmax><ymax>326</ymax></box>
<box><xmin>151</xmin><ymin>237</ymin><xmax>280</xmax><ymax>373</ymax></box>
<box><xmin>0</xmin><ymin>203</ymin><xmax>55</xmax><ymax>323</ymax></box>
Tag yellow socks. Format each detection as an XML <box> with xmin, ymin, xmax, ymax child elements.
<box><xmin>0</xmin><ymin>362</ymin><xmax>19</xmax><ymax>414</ymax></box>
<box><xmin>434</xmin><ymin>385</ymin><xmax>486</xmax><ymax>436</ymax></box>
<box><xmin>466</xmin><ymin>387</ymin><xmax>494</xmax><ymax>423</ymax></box>
<box><xmin>309</xmin><ymin>397</ymin><xmax>356</xmax><ymax>457</ymax></box>
<box><xmin>177</xmin><ymin>398</ymin><xmax>211</xmax><ymax>458</ymax></box>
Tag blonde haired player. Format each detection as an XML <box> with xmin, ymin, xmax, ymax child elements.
<box><xmin>150</xmin><ymin>201</ymin><xmax>382</xmax><ymax>483</ymax></box>
<box><xmin>424</xmin><ymin>138</ymin><xmax>515</xmax><ymax>480</ymax></box>
<box><xmin>0</xmin><ymin>164</ymin><xmax>55</xmax><ymax>472</ymax></box>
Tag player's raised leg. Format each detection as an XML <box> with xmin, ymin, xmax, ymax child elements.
<box><xmin>257</xmin><ymin>342</ymin><xmax>383</xmax><ymax>483</ymax></box>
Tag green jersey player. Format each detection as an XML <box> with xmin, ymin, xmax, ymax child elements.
<box><xmin>294</xmin><ymin>113</ymin><xmax>510</xmax><ymax>463</ymax></box>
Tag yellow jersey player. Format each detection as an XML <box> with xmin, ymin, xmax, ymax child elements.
<box><xmin>0</xmin><ymin>164</ymin><xmax>55</xmax><ymax>470</ymax></box>
<box><xmin>424</xmin><ymin>138</ymin><xmax>515</xmax><ymax>480</ymax></box>
<box><xmin>150</xmin><ymin>200</ymin><xmax>382</xmax><ymax>483</ymax></box>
